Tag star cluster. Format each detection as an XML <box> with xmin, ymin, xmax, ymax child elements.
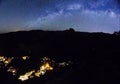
<box><xmin>0</xmin><ymin>0</ymin><xmax>120</xmax><ymax>33</ymax></box>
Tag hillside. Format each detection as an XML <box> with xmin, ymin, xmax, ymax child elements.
<box><xmin>0</xmin><ymin>30</ymin><xmax>120</xmax><ymax>84</ymax></box>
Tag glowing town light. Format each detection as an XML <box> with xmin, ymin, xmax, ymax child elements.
<box><xmin>43</xmin><ymin>57</ymin><xmax>50</xmax><ymax>61</ymax></box>
<box><xmin>4</xmin><ymin>57</ymin><xmax>14</xmax><ymax>65</ymax></box>
<box><xmin>0</xmin><ymin>56</ymin><xmax>14</xmax><ymax>67</ymax></box>
<box><xmin>7</xmin><ymin>66</ymin><xmax>17</xmax><ymax>75</ymax></box>
<box><xmin>44</xmin><ymin>63</ymin><xmax>53</xmax><ymax>70</ymax></box>
<box><xmin>18</xmin><ymin>57</ymin><xmax>54</xmax><ymax>82</ymax></box>
<box><xmin>58</xmin><ymin>61</ymin><xmax>72</xmax><ymax>67</ymax></box>
<box><xmin>18</xmin><ymin>70</ymin><xmax>35</xmax><ymax>81</ymax></box>
<box><xmin>59</xmin><ymin>62</ymin><xmax>69</xmax><ymax>66</ymax></box>
<box><xmin>41</xmin><ymin>57</ymin><xmax>51</xmax><ymax>63</ymax></box>
<box><xmin>0</xmin><ymin>56</ymin><xmax>72</xmax><ymax>82</ymax></box>
<box><xmin>34</xmin><ymin>70</ymin><xmax>41</xmax><ymax>77</ymax></box>
<box><xmin>0</xmin><ymin>56</ymin><xmax>6</xmax><ymax>62</ymax></box>
<box><xmin>21</xmin><ymin>56</ymin><xmax>29</xmax><ymax>60</ymax></box>
<box><xmin>34</xmin><ymin>62</ymin><xmax>53</xmax><ymax>77</ymax></box>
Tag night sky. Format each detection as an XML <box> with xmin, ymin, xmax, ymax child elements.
<box><xmin>0</xmin><ymin>0</ymin><xmax>120</xmax><ymax>33</ymax></box>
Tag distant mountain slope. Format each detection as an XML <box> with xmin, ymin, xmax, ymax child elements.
<box><xmin>0</xmin><ymin>30</ymin><xmax>120</xmax><ymax>84</ymax></box>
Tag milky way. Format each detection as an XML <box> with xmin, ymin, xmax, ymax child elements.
<box><xmin>0</xmin><ymin>0</ymin><xmax>120</xmax><ymax>33</ymax></box>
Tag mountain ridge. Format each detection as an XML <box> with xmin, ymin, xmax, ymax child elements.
<box><xmin>0</xmin><ymin>29</ymin><xmax>120</xmax><ymax>83</ymax></box>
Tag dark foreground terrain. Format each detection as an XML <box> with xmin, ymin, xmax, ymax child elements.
<box><xmin>0</xmin><ymin>29</ymin><xmax>120</xmax><ymax>84</ymax></box>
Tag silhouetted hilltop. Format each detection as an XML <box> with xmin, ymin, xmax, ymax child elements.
<box><xmin>0</xmin><ymin>29</ymin><xmax>118</xmax><ymax>57</ymax></box>
<box><xmin>0</xmin><ymin>29</ymin><xmax>120</xmax><ymax>65</ymax></box>
<box><xmin>0</xmin><ymin>29</ymin><xmax>120</xmax><ymax>84</ymax></box>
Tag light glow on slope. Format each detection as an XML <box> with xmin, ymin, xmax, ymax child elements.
<box><xmin>0</xmin><ymin>56</ymin><xmax>72</xmax><ymax>82</ymax></box>
<box><xmin>35</xmin><ymin>62</ymin><xmax>53</xmax><ymax>77</ymax></box>
<box><xmin>18</xmin><ymin>57</ymin><xmax>53</xmax><ymax>81</ymax></box>
<box><xmin>0</xmin><ymin>56</ymin><xmax>14</xmax><ymax>67</ymax></box>
<box><xmin>7</xmin><ymin>66</ymin><xmax>17</xmax><ymax>75</ymax></box>
<box><xmin>21</xmin><ymin>56</ymin><xmax>29</xmax><ymax>60</ymax></box>
<box><xmin>18</xmin><ymin>70</ymin><xmax>35</xmax><ymax>81</ymax></box>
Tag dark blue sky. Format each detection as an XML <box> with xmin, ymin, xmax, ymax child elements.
<box><xmin>0</xmin><ymin>0</ymin><xmax>120</xmax><ymax>33</ymax></box>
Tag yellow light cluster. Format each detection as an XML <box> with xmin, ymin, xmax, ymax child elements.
<box><xmin>0</xmin><ymin>56</ymin><xmax>72</xmax><ymax>82</ymax></box>
<box><xmin>0</xmin><ymin>56</ymin><xmax>14</xmax><ymax>66</ymax></box>
<box><xmin>35</xmin><ymin>62</ymin><xmax>53</xmax><ymax>77</ymax></box>
<box><xmin>18</xmin><ymin>62</ymin><xmax>53</xmax><ymax>81</ymax></box>
<box><xmin>7</xmin><ymin>66</ymin><xmax>17</xmax><ymax>75</ymax></box>
<box><xmin>0</xmin><ymin>56</ymin><xmax>6</xmax><ymax>62</ymax></box>
<box><xmin>5</xmin><ymin>57</ymin><xmax>14</xmax><ymax>66</ymax></box>
<box><xmin>18</xmin><ymin>70</ymin><xmax>35</xmax><ymax>81</ymax></box>
<box><xmin>21</xmin><ymin>56</ymin><xmax>29</xmax><ymax>60</ymax></box>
